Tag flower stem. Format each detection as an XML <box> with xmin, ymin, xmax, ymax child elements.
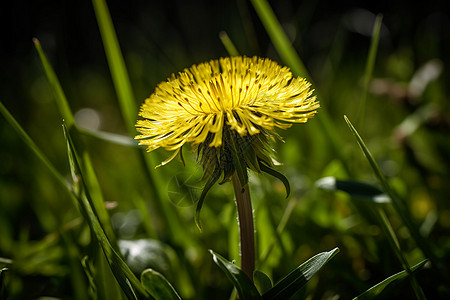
<box><xmin>232</xmin><ymin>172</ymin><xmax>255</xmax><ymax>280</ymax></box>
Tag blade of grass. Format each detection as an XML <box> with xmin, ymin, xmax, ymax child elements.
<box><xmin>63</xmin><ymin>123</ymin><xmax>148</xmax><ymax>299</ymax></box>
<box><xmin>141</xmin><ymin>269</ymin><xmax>181</xmax><ymax>300</ymax></box>
<box><xmin>210</xmin><ymin>250</ymin><xmax>262</xmax><ymax>300</ymax></box>
<box><xmin>249</xmin><ymin>0</ymin><xmax>350</xmax><ymax>176</ymax></box>
<box><xmin>358</xmin><ymin>14</ymin><xmax>383</xmax><ymax>127</ymax></box>
<box><xmin>0</xmin><ymin>101</ymin><xmax>68</xmax><ymax>190</ymax></box>
<box><xmin>219</xmin><ymin>31</ymin><xmax>240</xmax><ymax>56</ymax></box>
<box><xmin>262</xmin><ymin>247</ymin><xmax>339</xmax><ymax>300</ymax></box>
<box><xmin>344</xmin><ymin>115</ymin><xmax>436</xmax><ymax>261</ymax></box>
<box><xmin>33</xmin><ymin>38</ymin><xmax>116</xmax><ymax>244</ymax></box>
<box><xmin>374</xmin><ymin>207</ymin><xmax>427</xmax><ymax>300</ymax></box>
<box><xmin>91</xmin><ymin>0</ymin><xmax>191</xmax><ymax>246</ymax></box>
<box><xmin>353</xmin><ymin>259</ymin><xmax>429</xmax><ymax>300</ymax></box>
<box><xmin>33</xmin><ymin>38</ymin><xmax>75</xmax><ymax>127</ymax></box>
<box><xmin>344</xmin><ymin>115</ymin><xmax>441</xmax><ymax>298</ymax></box>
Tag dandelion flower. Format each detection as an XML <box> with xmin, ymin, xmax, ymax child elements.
<box><xmin>136</xmin><ymin>56</ymin><xmax>318</xmax><ymax>225</ymax></box>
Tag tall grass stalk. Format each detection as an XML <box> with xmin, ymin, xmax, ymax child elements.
<box><xmin>358</xmin><ymin>14</ymin><xmax>383</xmax><ymax>128</ymax></box>
<box><xmin>33</xmin><ymin>38</ymin><xmax>117</xmax><ymax>244</ymax></box>
<box><xmin>250</xmin><ymin>0</ymin><xmax>350</xmax><ymax>176</ymax></box>
<box><xmin>92</xmin><ymin>0</ymin><xmax>191</xmax><ymax>245</ymax></box>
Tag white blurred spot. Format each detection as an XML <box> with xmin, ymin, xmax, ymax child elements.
<box><xmin>74</xmin><ymin>108</ymin><xmax>101</xmax><ymax>130</ymax></box>
<box><xmin>409</xmin><ymin>59</ymin><xmax>443</xmax><ymax>99</ymax></box>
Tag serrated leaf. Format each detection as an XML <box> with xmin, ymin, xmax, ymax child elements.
<box><xmin>209</xmin><ymin>250</ymin><xmax>262</xmax><ymax>300</ymax></box>
<box><xmin>316</xmin><ymin>177</ymin><xmax>390</xmax><ymax>203</ymax></box>
<box><xmin>263</xmin><ymin>247</ymin><xmax>339</xmax><ymax>300</ymax></box>
<box><xmin>353</xmin><ymin>259</ymin><xmax>429</xmax><ymax>300</ymax></box>
<box><xmin>254</xmin><ymin>270</ymin><xmax>273</xmax><ymax>295</ymax></box>
<box><xmin>141</xmin><ymin>269</ymin><xmax>181</xmax><ymax>300</ymax></box>
<box><xmin>63</xmin><ymin>124</ymin><xmax>148</xmax><ymax>299</ymax></box>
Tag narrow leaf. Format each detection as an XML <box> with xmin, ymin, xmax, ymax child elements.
<box><xmin>63</xmin><ymin>124</ymin><xmax>148</xmax><ymax>299</ymax></box>
<box><xmin>195</xmin><ymin>168</ymin><xmax>221</xmax><ymax>230</ymax></box>
<box><xmin>0</xmin><ymin>102</ymin><xmax>68</xmax><ymax>190</ymax></box>
<box><xmin>263</xmin><ymin>248</ymin><xmax>339</xmax><ymax>300</ymax></box>
<box><xmin>141</xmin><ymin>269</ymin><xmax>181</xmax><ymax>300</ymax></box>
<box><xmin>209</xmin><ymin>250</ymin><xmax>262</xmax><ymax>300</ymax></box>
<box><xmin>81</xmin><ymin>256</ymin><xmax>98</xmax><ymax>300</ymax></box>
<box><xmin>358</xmin><ymin>14</ymin><xmax>383</xmax><ymax>125</ymax></box>
<box><xmin>344</xmin><ymin>115</ymin><xmax>436</xmax><ymax>263</ymax></box>
<box><xmin>249</xmin><ymin>0</ymin><xmax>351</xmax><ymax>177</ymax></box>
<box><xmin>353</xmin><ymin>260</ymin><xmax>429</xmax><ymax>300</ymax></box>
<box><xmin>34</xmin><ymin>38</ymin><xmax>116</xmax><ymax>244</ymax></box>
<box><xmin>92</xmin><ymin>0</ymin><xmax>190</xmax><ymax>247</ymax></box>
<box><xmin>219</xmin><ymin>31</ymin><xmax>240</xmax><ymax>56</ymax></box>
<box><xmin>259</xmin><ymin>161</ymin><xmax>290</xmax><ymax>198</ymax></box>
<box><xmin>33</xmin><ymin>38</ymin><xmax>75</xmax><ymax>128</ymax></box>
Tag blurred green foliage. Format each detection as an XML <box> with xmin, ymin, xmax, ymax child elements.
<box><xmin>1</xmin><ymin>0</ymin><xmax>449</xmax><ymax>299</ymax></box>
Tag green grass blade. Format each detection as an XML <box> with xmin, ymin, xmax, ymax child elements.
<box><xmin>262</xmin><ymin>247</ymin><xmax>339</xmax><ymax>300</ymax></box>
<box><xmin>63</xmin><ymin>124</ymin><xmax>148</xmax><ymax>299</ymax></box>
<box><xmin>249</xmin><ymin>0</ymin><xmax>307</xmax><ymax>77</ymax></box>
<box><xmin>0</xmin><ymin>101</ymin><xmax>68</xmax><ymax>190</ymax></box>
<box><xmin>343</xmin><ymin>115</ymin><xmax>436</xmax><ymax>262</ymax></box>
<box><xmin>209</xmin><ymin>250</ymin><xmax>262</xmax><ymax>300</ymax></box>
<box><xmin>33</xmin><ymin>38</ymin><xmax>75</xmax><ymax>128</ymax></box>
<box><xmin>91</xmin><ymin>0</ymin><xmax>190</xmax><ymax>246</ymax></box>
<box><xmin>81</xmin><ymin>256</ymin><xmax>98</xmax><ymax>300</ymax></box>
<box><xmin>353</xmin><ymin>260</ymin><xmax>429</xmax><ymax>300</ymax></box>
<box><xmin>141</xmin><ymin>269</ymin><xmax>181</xmax><ymax>300</ymax></box>
<box><xmin>34</xmin><ymin>38</ymin><xmax>116</xmax><ymax>244</ymax></box>
<box><xmin>358</xmin><ymin>14</ymin><xmax>383</xmax><ymax>126</ymax></box>
<box><xmin>91</xmin><ymin>0</ymin><xmax>136</xmax><ymax>134</ymax></box>
<box><xmin>249</xmin><ymin>0</ymin><xmax>350</xmax><ymax>177</ymax></box>
<box><xmin>219</xmin><ymin>31</ymin><xmax>240</xmax><ymax>56</ymax></box>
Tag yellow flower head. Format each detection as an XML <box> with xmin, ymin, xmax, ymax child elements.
<box><xmin>136</xmin><ymin>56</ymin><xmax>318</xmax><ymax>225</ymax></box>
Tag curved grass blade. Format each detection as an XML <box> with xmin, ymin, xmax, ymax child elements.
<box><xmin>141</xmin><ymin>269</ymin><xmax>181</xmax><ymax>300</ymax></box>
<box><xmin>259</xmin><ymin>161</ymin><xmax>290</xmax><ymax>198</ymax></box>
<box><xmin>195</xmin><ymin>168</ymin><xmax>221</xmax><ymax>230</ymax></box>
<box><xmin>92</xmin><ymin>0</ymin><xmax>191</xmax><ymax>247</ymax></box>
<box><xmin>316</xmin><ymin>177</ymin><xmax>390</xmax><ymax>204</ymax></box>
<box><xmin>249</xmin><ymin>0</ymin><xmax>350</xmax><ymax>177</ymax></box>
<box><xmin>33</xmin><ymin>38</ymin><xmax>75</xmax><ymax>128</ymax></box>
<box><xmin>209</xmin><ymin>250</ymin><xmax>262</xmax><ymax>300</ymax></box>
<box><xmin>63</xmin><ymin>124</ymin><xmax>148</xmax><ymax>299</ymax></box>
<box><xmin>353</xmin><ymin>260</ymin><xmax>429</xmax><ymax>300</ymax></box>
<box><xmin>0</xmin><ymin>102</ymin><xmax>68</xmax><ymax>190</ymax></box>
<box><xmin>344</xmin><ymin>116</ymin><xmax>437</xmax><ymax>267</ymax></box>
<box><xmin>34</xmin><ymin>38</ymin><xmax>116</xmax><ymax>244</ymax></box>
<box><xmin>262</xmin><ymin>247</ymin><xmax>339</xmax><ymax>300</ymax></box>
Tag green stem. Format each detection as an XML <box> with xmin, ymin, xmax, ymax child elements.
<box><xmin>232</xmin><ymin>172</ymin><xmax>255</xmax><ymax>280</ymax></box>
